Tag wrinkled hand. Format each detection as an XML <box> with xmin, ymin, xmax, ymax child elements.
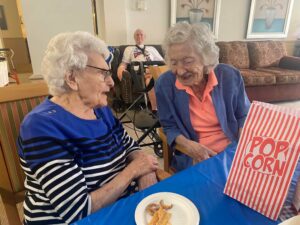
<box><xmin>128</xmin><ymin>152</ymin><xmax>159</xmax><ymax>178</ymax></box>
<box><xmin>138</xmin><ymin>172</ymin><xmax>157</xmax><ymax>190</ymax></box>
<box><xmin>186</xmin><ymin>140</ymin><xmax>216</xmax><ymax>163</ymax></box>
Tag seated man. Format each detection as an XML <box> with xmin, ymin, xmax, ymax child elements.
<box><xmin>117</xmin><ymin>28</ymin><xmax>164</xmax><ymax>111</ymax></box>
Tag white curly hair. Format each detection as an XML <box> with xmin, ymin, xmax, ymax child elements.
<box><xmin>41</xmin><ymin>31</ymin><xmax>109</xmax><ymax>96</ymax></box>
<box><xmin>163</xmin><ymin>22</ymin><xmax>219</xmax><ymax>70</ymax></box>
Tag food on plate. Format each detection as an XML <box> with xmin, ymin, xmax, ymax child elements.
<box><xmin>146</xmin><ymin>200</ymin><xmax>173</xmax><ymax>225</ymax></box>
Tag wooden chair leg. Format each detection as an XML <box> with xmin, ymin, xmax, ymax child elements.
<box><xmin>158</xmin><ymin>128</ymin><xmax>173</xmax><ymax>173</ymax></box>
<box><xmin>0</xmin><ymin>189</ymin><xmax>22</xmax><ymax>225</ymax></box>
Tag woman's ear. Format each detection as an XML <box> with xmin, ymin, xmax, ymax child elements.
<box><xmin>65</xmin><ymin>70</ymin><xmax>78</xmax><ymax>91</ymax></box>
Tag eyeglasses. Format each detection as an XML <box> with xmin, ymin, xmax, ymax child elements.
<box><xmin>86</xmin><ymin>65</ymin><xmax>112</xmax><ymax>81</ymax></box>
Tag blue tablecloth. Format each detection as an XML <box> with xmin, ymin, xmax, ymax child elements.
<box><xmin>73</xmin><ymin>146</ymin><xmax>279</xmax><ymax>225</ymax></box>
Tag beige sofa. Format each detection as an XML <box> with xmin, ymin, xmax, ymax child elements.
<box><xmin>217</xmin><ymin>41</ymin><xmax>300</xmax><ymax>102</ymax></box>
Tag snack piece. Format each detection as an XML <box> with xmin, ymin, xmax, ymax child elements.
<box><xmin>156</xmin><ymin>207</ymin><xmax>171</xmax><ymax>225</ymax></box>
<box><xmin>146</xmin><ymin>200</ymin><xmax>173</xmax><ymax>225</ymax></box>
<box><xmin>146</xmin><ymin>203</ymin><xmax>160</xmax><ymax>216</ymax></box>
<box><xmin>159</xmin><ymin>200</ymin><xmax>173</xmax><ymax>210</ymax></box>
<box><xmin>148</xmin><ymin>210</ymin><xmax>159</xmax><ymax>225</ymax></box>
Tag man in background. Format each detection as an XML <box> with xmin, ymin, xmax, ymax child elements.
<box><xmin>117</xmin><ymin>29</ymin><xmax>164</xmax><ymax>112</ymax></box>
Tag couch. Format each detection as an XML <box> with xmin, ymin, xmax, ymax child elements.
<box><xmin>217</xmin><ymin>41</ymin><xmax>300</xmax><ymax>102</ymax></box>
<box><xmin>111</xmin><ymin>41</ymin><xmax>300</xmax><ymax>105</ymax></box>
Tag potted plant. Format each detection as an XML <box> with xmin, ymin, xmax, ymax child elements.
<box><xmin>259</xmin><ymin>0</ymin><xmax>283</xmax><ymax>29</ymax></box>
<box><xmin>181</xmin><ymin>0</ymin><xmax>209</xmax><ymax>24</ymax></box>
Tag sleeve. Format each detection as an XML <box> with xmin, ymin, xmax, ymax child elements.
<box><xmin>122</xmin><ymin>47</ymin><xmax>132</xmax><ymax>64</ymax></box>
<box><xmin>114</xmin><ymin>117</ymin><xmax>141</xmax><ymax>156</ymax></box>
<box><xmin>100</xmin><ymin>106</ymin><xmax>141</xmax><ymax>156</ymax></box>
<box><xmin>235</xmin><ymin>70</ymin><xmax>250</xmax><ymax>128</ymax></box>
<box><xmin>155</xmin><ymin>75</ymin><xmax>182</xmax><ymax>147</ymax></box>
<box><xmin>19</xmin><ymin>114</ymin><xmax>91</xmax><ymax>223</ymax></box>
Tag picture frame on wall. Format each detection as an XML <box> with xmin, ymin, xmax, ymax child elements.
<box><xmin>170</xmin><ymin>0</ymin><xmax>221</xmax><ymax>38</ymax></box>
<box><xmin>246</xmin><ymin>0</ymin><xmax>294</xmax><ymax>39</ymax></box>
<box><xmin>0</xmin><ymin>5</ymin><xmax>8</xmax><ymax>30</ymax></box>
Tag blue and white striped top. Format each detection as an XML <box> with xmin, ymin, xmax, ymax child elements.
<box><xmin>18</xmin><ymin>98</ymin><xmax>140</xmax><ymax>224</ymax></box>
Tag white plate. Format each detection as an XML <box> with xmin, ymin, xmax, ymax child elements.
<box><xmin>135</xmin><ymin>192</ymin><xmax>200</xmax><ymax>225</ymax></box>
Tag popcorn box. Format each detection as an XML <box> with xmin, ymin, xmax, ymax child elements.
<box><xmin>224</xmin><ymin>101</ymin><xmax>300</xmax><ymax>220</ymax></box>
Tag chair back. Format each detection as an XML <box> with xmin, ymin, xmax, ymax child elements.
<box><xmin>117</xmin><ymin>45</ymin><xmax>164</xmax><ymax>65</ymax></box>
<box><xmin>108</xmin><ymin>47</ymin><xmax>120</xmax><ymax>84</ymax></box>
<box><xmin>0</xmin><ymin>82</ymin><xmax>48</xmax><ymax>225</ymax></box>
<box><xmin>148</xmin><ymin>65</ymin><xmax>168</xmax><ymax>80</ymax></box>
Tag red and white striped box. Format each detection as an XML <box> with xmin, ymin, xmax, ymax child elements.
<box><xmin>224</xmin><ymin>101</ymin><xmax>300</xmax><ymax>220</ymax></box>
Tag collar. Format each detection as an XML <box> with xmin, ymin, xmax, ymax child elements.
<box><xmin>175</xmin><ymin>69</ymin><xmax>218</xmax><ymax>100</ymax></box>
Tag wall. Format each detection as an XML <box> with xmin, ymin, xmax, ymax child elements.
<box><xmin>97</xmin><ymin>0</ymin><xmax>169</xmax><ymax>45</ymax></box>
<box><xmin>218</xmin><ymin>0</ymin><xmax>250</xmax><ymax>41</ymax></box>
<box><xmin>124</xmin><ymin>0</ymin><xmax>170</xmax><ymax>45</ymax></box>
<box><xmin>19</xmin><ymin>0</ymin><xmax>300</xmax><ymax>76</ymax></box>
<box><xmin>21</xmin><ymin>0</ymin><xmax>94</xmax><ymax>76</ymax></box>
<box><xmin>101</xmin><ymin>0</ymin><xmax>128</xmax><ymax>45</ymax></box>
<box><xmin>98</xmin><ymin>0</ymin><xmax>300</xmax><ymax>52</ymax></box>
<box><xmin>218</xmin><ymin>0</ymin><xmax>300</xmax><ymax>42</ymax></box>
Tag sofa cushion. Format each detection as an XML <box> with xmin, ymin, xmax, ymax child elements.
<box><xmin>248</xmin><ymin>41</ymin><xmax>287</xmax><ymax>69</ymax></box>
<box><xmin>257</xmin><ymin>67</ymin><xmax>300</xmax><ymax>84</ymax></box>
<box><xmin>240</xmin><ymin>69</ymin><xmax>276</xmax><ymax>86</ymax></box>
<box><xmin>279</xmin><ymin>56</ymin><xmax>300</xmax><ymax>70</ymax></box>
<box><xmin>217</xmin><ymin>41</ymin><xmax>250</xmax><ymax>69</ymax></box>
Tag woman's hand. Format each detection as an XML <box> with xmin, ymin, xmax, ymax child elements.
<box><xmin>127</xmin><ymin>151</ymin><xmax>159</xmax><ymax>178</ymax></box>
<box><xmin>175</xmin><ymin>135</ymin><xmax>216</xmax><ymax>163</ymax></box>
<box><xmin>138</xmin><ymin>172</ymin><xmax>158</xmax><ymax>190</ymax></box>
<box><xmin>186</xmin><ymin>140</ymin><xmax>216</xmax><ymax>163</ymax></box>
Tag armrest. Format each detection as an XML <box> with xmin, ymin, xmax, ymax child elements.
<box><xmin>155</xmin><ymin>168</ymin><xmax>171</xmax><ymax>181</ymax></box>
<box><xmin>279</xmin><ymin>56</ymin><xmax>300</xmax><ymax>70</ymax></box>
<box><xmin>175</xmin><ymin>144</ymin><xmax>195</xmax><ymax>159</ymax></box>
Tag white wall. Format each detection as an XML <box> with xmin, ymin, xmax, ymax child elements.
<box><xmin>97</xmin><ymin>0</ymin><xmax>170</xmax><ymax>45</ymax></box>
<box><xmin>19</xmin><ymin>0</ymin><xmax>300</xmax><ymax>75</ymax></box>
<box><xmin>101</xmin><ymin>0</ymin><xmax>128</xmax><ymax>45</ymax></box>
<box><xmin>218</xmin><ymin>0</ymin><xmax>251</xmax><ymax>41</ymax></box>
<box><xmin>125</xmin><ymin>0</ymin><xmax>169</xmax><ymax>45</ymax></box>
<box><xmin>21</xmin><ymin>0</ymin><xmax>94</xmax><ymax>76</ymax></box>
<box><xmin>98</xmin><ymin>0</ymin><xmax>300</xmax><ymax>45</ymax></box>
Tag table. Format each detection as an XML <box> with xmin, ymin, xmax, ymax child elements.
<box><xmin>73</xmin><ymin>146</ymin><xmax>279</xmax><ymax>225</ymax></box>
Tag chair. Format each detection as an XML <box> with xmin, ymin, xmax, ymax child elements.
<box><xmin>158</xmin><ymin>128</ymin><xmax>194</xmax><ymax>174</ymax></box>
<box><xmin>148</xmin><ymin>65</ymin><xmax>169</xmax><ymax>81</ymax></box>
<box><xmin>0</xmin><ymin>82</ymin><xmax>169</xmax><ymax>225</ymax></box>
<box><xmin>0</xmin><ymin>82</ymin><xmax>49</xmax><ymax>225</ymax></box>
<box><xmin>118</xmin><ymin>61</ymin><xmax>165</xmax><ymax>157</ymax></box>
<box><xmin>115</xmin><ymin>45</ymin><xmax>164</xmax><ymax>105</ymax></box>
<box><xmin>150</xmin><ymin>65</ymin><xmax>195</xmax><ymax>173</ymax></box>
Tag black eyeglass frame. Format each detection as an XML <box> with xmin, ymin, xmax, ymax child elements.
<box><xmin>86</xmin><ymin>65</ymin><xmax>112</xmax><ymax>80</ymax></box>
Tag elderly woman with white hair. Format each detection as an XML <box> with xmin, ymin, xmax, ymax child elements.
<box><xmin>18</xmin><ymin>31</ymin><xmax>158</xmax><ymax>225</ymax></box>
<box><xmin>155</xmin><ymin>23</ymin><xmax>250</xmax><ymax>172</ymax></box>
